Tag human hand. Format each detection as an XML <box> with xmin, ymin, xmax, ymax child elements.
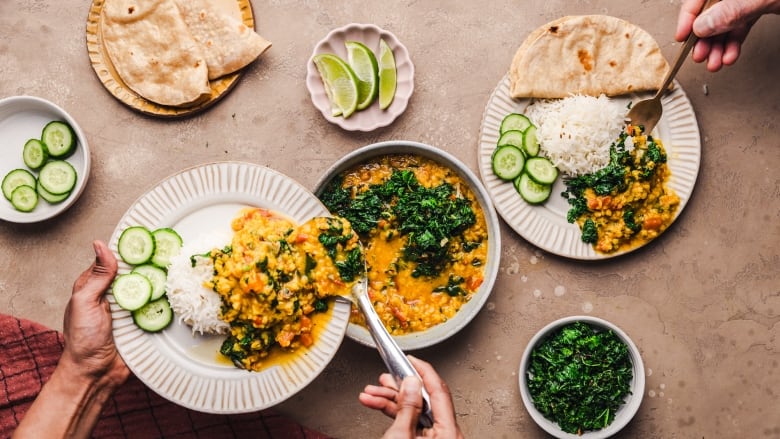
<box><xmin>61</xmin><ymin>240</ymin><xmax>129</xmax><ymax>386</ymax></box>
<box><xmin>675</xmin><ymin>0</ymin><xmax>780</xmax><ymax>71</ymax></box>
<box><xmin>359</xmin><ymin>356</ymin><xmax>464</xmax><ymax>439</ymax></box>
<box><xmin>13</xmin><ymin>241</ymin><xmax>130</xmax><ymax>439</ymax></box>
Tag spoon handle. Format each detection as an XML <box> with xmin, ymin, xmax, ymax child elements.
<box><xmin>355</xmin><ymin>287</ymin><xmax>435</xmax><ymax>428</ymax></box>
<box><xmin>657</xmin><ymin>0</ymin><xmax>719</xmax><ymax>98</ymax></box>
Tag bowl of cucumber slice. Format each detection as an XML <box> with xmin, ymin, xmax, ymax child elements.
<box><xmin>0</xmin><ymin>95</ymin><xmax>90</xmax><ymax>223</ymax></box>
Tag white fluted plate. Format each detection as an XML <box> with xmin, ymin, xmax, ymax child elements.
<box><xmin>306</xmin><ymin>23</ymin><xmax>414</xmax><ymax>131</ymax></box>
<box><xmin>478</xmin><ymin>75</ymin><xmax>701</xmax><ymax>260</ymax></box>
<box><xmin>109</xmin><ymin>162</ymin><xmax>350</xmax><ymax>414</ymax></box>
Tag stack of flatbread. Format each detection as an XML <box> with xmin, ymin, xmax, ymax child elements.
<box><xmin>509</xmin><ymin>15</ymin><xmax>669</xmax><ymax>99</ymax></box>
<box><xmin>101</xmin><ymin>0</ymin><xmax>272</xmax><ymax>108</ymax></box>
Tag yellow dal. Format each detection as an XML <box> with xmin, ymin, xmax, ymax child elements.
<box><xmin>337</xmin><ymin>154</ymin><xmax>489</xmax><ymax>335</ymax></box>
<box><xmin>210</xmin><ymin>208</ymin><xmax>357</xmax><ymax>371</ymax></box>
<box><xmin>577</xmin><ymin>126</ymin><xmax>680</xmax><ymax>253</ymax></box>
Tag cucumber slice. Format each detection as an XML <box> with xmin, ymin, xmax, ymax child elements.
<box><xmin>10</xmin><ymin>185</ymin><xmax>38</xmax><ymax>212</ymax></box>
<box><xmin>132</xmin><ymin>264</ymin><xmax>168</xmax><ymax>301</ymax></box>
<box><xmin>118</xmin><ymin>226</ymin><xmax>155</xmax><ymax>265</ymax></box>
<box><xmin>23</xmin><ymin>138</ymin><xmax>49</xmax><ymax>170</ymax></box>
<box><xmin>36</xmin><ymin>180</ymin><xmax>70</xmax><ymax>204</ymax></box>
<box><xmin>522</xmin><ymin>125</ymin><xmax>540</xmax><ymax>157</ymax></box>
<box><xmin>150</xmin><ymin>228</ymin><xmax>183</xmax><ymax>268</ymax></box>
<box><xmin>41</xmin><ymin>120</ymin><xmax>76</xmax><ymax>158</ymax></box>
<box><xmin>2</xmin><ymin>169</ymin><xmax>36</xmax><ymax>200</ymax></box>
<box><xmin>112</xmin><ymin>273</ymin><xmax>153</xmax><ymax>311</ymax></box>
<box><xmin>496</xmin><ymin>130</ymin><xmax>524</xmax><ymax>149</ymax></box>
<box><xmin>491</xmin><ymin>145</ymin><xmax>525</xmax><ymax>181</ymax></box>
<box><xmin>500</xmin><ymin>113</ymin><xmax>532</xmax><ymax>134</ymax></box>
<box><xmin>514</xmin><ymin>173</ymin><xmax>552</xmax><ymax>204</ymax></box>
<box><xmin>525</xmin><ymin>157</ymin><xmax>559</xmax><ymax>185</ymax></box>
<box><xmin>132</xmin><ymin>297</ymin><xmax>173</xmax><ymax>332</ymax></box>
<box><xmin>38</xmin><ymin>160</ymin><xmax>77</xmax><ymax>195</ymax></box>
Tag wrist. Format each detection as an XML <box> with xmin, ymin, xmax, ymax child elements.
<box><xmin>12</xmin><ymin>358</ymin><xmax>122</xmax><ymax>439</ymax></box>
<box><xmin>54</xmin><ymin>359</ymin><xmax>123</xmax><ymax>398</ymax></box>
<box><xmin>58</xmin><ymin>349</ymin><xmax>129</xmax><ymax>391</ymax></box>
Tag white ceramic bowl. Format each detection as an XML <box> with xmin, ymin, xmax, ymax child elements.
<box><xmin>313</xmin><ymin>140</ymin><xmax>501</xmax><ymax>350</ymax></box>
<box><xmin>519</xmin><ymin>316</ymin><xmax>645</xmax><ymax>438</ymax></box>
<box><xmin>306</xmin><ymin>23</ymin><xmax>414</xmax><ymax>131</ymax></box>
<box><xmin>0</xmin><ymin>96</ymin><xmax>90</xmax><ymax>223</ymax></box>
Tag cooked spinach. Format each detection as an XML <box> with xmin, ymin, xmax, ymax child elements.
<box><xmin>316</xmin><ymin>217</ymin><xmax>363</xmax><ymax>282</ymax></box>
<box><xmin>433</xmin><ymin>275</ymin><xmax>466</xmax><ymax>296</ymax></box>
<box><xmin>562</xmin><ymin>128</ymin><xmax>667</xmax><ymax>244</ymax></box>
<box><xmin>562</xmin><ymin>134</ymin><xmax>631</xmax><ymax>223</ymax></box>
<box><xmin>580</xmin><ymin>218</ymin><xmax>598</xmax><ymax>244</ymax></box>
<box><xmin>623</xmin><ymin>208</ymin><xmax>641</xmax><ymax>233</ymax></box>
<box><xmin>526</xmin><ymin>321</ymin><xmax>633</xmax><ymax>435</ymax></box>
<box><xmin>320</xmin><ymin>169</ymin><xmax>477</xmax><ymax>278</ymax></box>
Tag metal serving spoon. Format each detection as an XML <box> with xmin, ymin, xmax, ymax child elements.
<box><xmin>297</xmin><ymin>216</ymin><xmax>434</xmax><ymax>427</ymax></box>
<box><xmin>627</xmin><ymin>0</ymin><xmax>718</xmax><ymax>133</ymax></box>
<box><xmin>348</xmin><ymin>264</ymin><xmax>435</xmax><ymax>429</ymax></box>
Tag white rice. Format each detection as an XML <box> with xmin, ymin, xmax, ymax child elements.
<box><xmin>165</xmin><ymin>230</ymin><xmax>232</xmax><ymax>335</ymax></box>
<box><xmin>525</xmin><ymin>94</ymin><xmax>625</xmax><ymax>176</ymax></box>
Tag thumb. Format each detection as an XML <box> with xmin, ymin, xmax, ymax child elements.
<box><xmin>72</xmin><ymin>240</ymin><xmax>118</xmax><ymax>300</ymax></box>
<box><xmin>692</xmin><ymin>0</ymin><xmax>764</xmax><ymax>37</ymax></box>
<box><xmin>390</xmin><ymin>377</ymin><xmax>423</xmax><ymax>435</ymax></box>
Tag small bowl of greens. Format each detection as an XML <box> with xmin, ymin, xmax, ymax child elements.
<box><xmin>519</xmin><ymin>316</ymin><xmax>645</xmax><ymax>438</ymax></box>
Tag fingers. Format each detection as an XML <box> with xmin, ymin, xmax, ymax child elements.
<box><xmin>72</xmin><ymin>240</ymin><xmax>118</xmax><ymax>303</ymax></box>
<box><xmin>378</xmin><ymin>373</ymin><xmax>399</xmax><ymax>390</ymax></box>
<box><xmin>409</xmin><ymin>356</ymin><xmax>458</xmax><ymax>426</ymax></box>
<box><xmin>384</xmin><ymin>376</ymin><xmax>423</xmax><ymax>438</ymax></box>
<box><xmin>721</xmin><ymin>38</ymin><xmax>742</xmax><ymax>65</ymax></box>
<box><xmin>676</xmin><ymin>0</ymin><xmax>706</xmax><ymax>41</ymax></box>
<box><xmin>705</xmin><ymin>35</ymin><xmax>726</xmax><ymax>72</ymax></box>
<box><xmin>692</xmin><ymin>0</ymin><xmax>766</xmax><ymax>38</ymax></box>
<box><xmin>358</xmin><ymin>390</ymin><xmax>398</xmax><ymax>415</ymax></box>
<box><xmin>359</xmin><ymin>375</ymin><xmax>401</xmax><ymax>417</ymax></box>
<box><xmin>692</xmin><ymin>38</ymin><xmax>712</xmax><ymax>63</ymax></box>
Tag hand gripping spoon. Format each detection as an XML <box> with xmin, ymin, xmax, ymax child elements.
<box><xmin>350</xmin><ymin>264</ymin><xmax>435</xmax><ymax>429</ymax></box>
<box><xmin>299</xmin><ymin>216</ymin><xmax>434</xmax><ymax>427</ymax></box>
<box><xmin>627</xmin><ymin>0</ymin><xmax>718</xmax><ymax>133</ymax></box>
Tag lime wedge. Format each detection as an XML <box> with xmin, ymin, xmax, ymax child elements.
<box><xmin>377</xmin><ymin>38</ymin><xmax>397</xmax><ymax>110</ymax></box>
<box><xmin>345</xmin><ymin>41</ymin><xmax>379</xmax><ymax>110</ymax></box>
<box><xmin>312</xmin><ymin>53</ymin><xmax>359</xmax><ymax>118</ymax></box>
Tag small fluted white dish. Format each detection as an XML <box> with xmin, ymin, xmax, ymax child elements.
<box><xmin>306</xmin><ymin>23</ymin><xmax>414</xmax><ymax>131</ymax></box>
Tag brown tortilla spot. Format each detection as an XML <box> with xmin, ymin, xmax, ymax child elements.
<box><xmin>549</xmin><ymin>26</ymin><xmax>559</xmax><ymax>33</ymax></box>
<box><xmin>128</xmin><ymin>6</ymin><xmax>135</xmax><ymax>14</ymax></box>
<box><xmin>609</xmin><ymin>60</ymin><xmax>617</xmax><ymax>67</ymax></box>
<box><xmin>578</xmin><ymin>49</ymin><xmax>593</xmax><ymax>71</ymax></box>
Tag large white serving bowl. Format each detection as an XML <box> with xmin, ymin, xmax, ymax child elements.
<box><xmin>313</xmin><ymin>140</ymin><xmax>501</xmax><ymax>350</ymax></box>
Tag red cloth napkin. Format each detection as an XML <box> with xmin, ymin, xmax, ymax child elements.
<box><xmin>0</xmin><ymin>314</ymin><xmax>331</xmax><ymax>439</ymax></box>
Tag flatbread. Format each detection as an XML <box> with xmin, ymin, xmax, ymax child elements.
<box><xmin>173</xmin><ymin>0</ymin><xmax>272</xmax><ymax>80</ymax></box>
<box><xmin>101</xmin><ymin>0</ymin><xmax>211</xmax><ymax>108</ymax></box>
<box><xmin>510</xmin><ymin>15</ymin><xmax>669</xmax><ymax>99</ymax></box>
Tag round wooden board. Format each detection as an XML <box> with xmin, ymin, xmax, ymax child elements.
<box><xmin>86</xmin><ymin>0</ymin><xmax>256</xmax><ymax>118</ymax></box>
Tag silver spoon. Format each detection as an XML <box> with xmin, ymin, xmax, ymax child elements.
<box><xmin>299</xmin><ymin>216</ymin><xmax>434</xmax><ymax>427</ymax></box>
<box><xmin>349</xmin><ymin>262</ymin><xmax>435</xmax><ymax>429</ymax></box>
<box><xmin>627</xmin><ymin>0</ymin><xmax>718</xmax><ymax>133</ymax></box>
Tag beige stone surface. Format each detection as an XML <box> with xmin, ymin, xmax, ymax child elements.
<box><xmin>1</xmin><ymin>0</ymin><xmax>779</xmax><ymax>438</ymax></box>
